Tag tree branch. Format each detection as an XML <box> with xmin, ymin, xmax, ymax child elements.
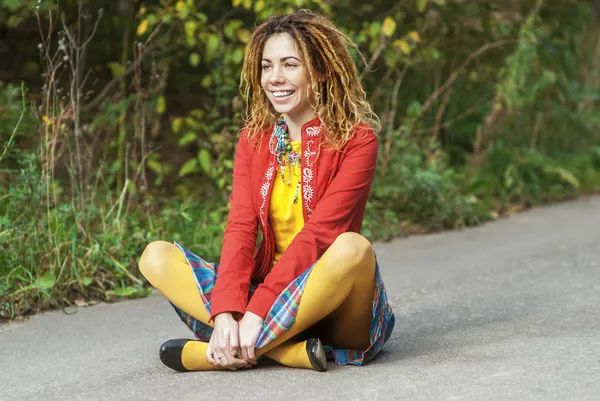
<box><xmin>420</xmin><ymin>39</ymin><xmax>515</xmax><ymax>116</ymax></box>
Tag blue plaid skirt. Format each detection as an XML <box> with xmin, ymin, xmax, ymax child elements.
<box><xmin>171</xmin><ymin>242</ymin><xmax>395</xmax><ymax>365</ymax></box>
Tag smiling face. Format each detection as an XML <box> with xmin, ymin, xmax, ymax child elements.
<box><xmin>260</xmin><ymin>33</ymin><xmax>316</xmax><ymax>124</ymax></box>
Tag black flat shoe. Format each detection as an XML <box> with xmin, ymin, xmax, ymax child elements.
<box><xmin>159</xmin><ymin>339</ymin><xmax>191</xmax><ymax>372</ymax></box>
<box><xmin>306</xmin><ymin>338</ymin><xmax>327</xmax><ymax>372</ymax></box>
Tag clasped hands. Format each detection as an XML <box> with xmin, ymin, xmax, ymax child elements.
<box><xmin>206</xmin><ymin>311</ymin><xmax>264</xmax><ymax>370</ymax></box>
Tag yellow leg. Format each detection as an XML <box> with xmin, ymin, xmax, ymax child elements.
<box><xmin>261</xmin><ymin>340</ymin><xmax>313</xmax><ymax>369</ymax></box>
<box><xmin>176</xmin><ymin>339</ymin><xmax>313</xmax><ymax>371</ymax></box>
<box><xmin>252</xmin><ymin>232</ymin><xmax>376</xmax><ymax>357</ymax></box>
<box><xmin>139</xmin><ymin>241</ymin><xmax>213</xmax><ymax>327</ymax></box>
<box><xmin>139</xmin><ymin>232</ymin><xmax>375</xmax><ymax>371</ymax></box>
<box><xmin>139</xmin><ymin>241</ymin><xmax>314</xmax><ymax>371</ymax></box>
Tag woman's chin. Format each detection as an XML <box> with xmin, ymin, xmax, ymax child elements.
<box><xmin>271</xmin><ymin>104</ymin><xmax>293</xmax><ymax>115</ymax></box>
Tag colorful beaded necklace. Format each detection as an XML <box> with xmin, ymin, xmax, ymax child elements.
<box><xmin>269</xmin><ymin>118</ymin><xmax>302</xmax><ymax>204</ymax></box>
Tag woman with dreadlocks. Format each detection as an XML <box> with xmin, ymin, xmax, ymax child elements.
<box><xmin>139</xmin><ymin>10</ymin><xmax>395</xmax><ymax>372</ymax></box>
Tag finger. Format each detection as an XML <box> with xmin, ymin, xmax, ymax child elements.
<box><xmin>208</xmin><ymin>336</ymin><xmax>222</xmax><ymax>366</ymax></box>
<box><xmin>241</xmin><ymin>346</ymin><xmax>249</xmax><ymax>362</ymax></box>
<box><xmin>247</xmin><ymin>345</ymin><xmax>257</xmax><ymax>365</ymax></box>
<box><xmin>208</xmin><ymin>347</ymin><xmax>222</xmax><ymax>367</ymax></box>
<box><xmin>206</xmin><ymin>346</ymin><xmax>215</xmax><ymax>365</ymax></box>
<box><xmin>229</xmin><ymin>328</ymin><xmax>240</xmax><ymax>356</ymax></box>
<box><xmin>213</xmin><ymin>337</ymin><xmax>229</xmax><ymax>368</ymax></box>
<box><xmin>232</xmin><ymin>357</ymin><xmax>251</xmax><ymax>369</ymax></box>
<box><xmin>214</xmin><ymin>347</ymin><xmax>233</xmax><ymax>370</ymax></box>
<box><xmin>209</xmin><ymin>345</ymin><xmax>223</xmax><ymax>367</ymax></box>
<box><xmin>241</xmin><ymin>345</ymin><xmax>254</xmax><ymax>365</ymax></box>
<box><xmin>242</xmin><ymin>347</ymin><xmax>254</xmax><ymax>368</ymax></box>
<box><xmin>221</xmin><ymin>331</ymin><xmax>237</xmax><ymax>370</ymax></box>
<box><xmin>220</xmin><ymin>354</ymin><xmax>236</xmax><ymax>370</ymax></box>
<box><xmin>209</xmin><ymin>337</ymin><xmax>221</xmax><ymax>365</ymax></box>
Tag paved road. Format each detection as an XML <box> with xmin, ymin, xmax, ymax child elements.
<box><xmin>2</xmin><ymin>196</ymin><xmax>600</xmax><ymax>400</ymax></box>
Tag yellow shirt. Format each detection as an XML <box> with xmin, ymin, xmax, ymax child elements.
<box><xmin>269</xmin><ymin>141</ymin><xmax>305</xmax><ymax>267</ymax></box>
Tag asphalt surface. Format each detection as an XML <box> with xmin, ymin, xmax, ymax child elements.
<box><xmin>2</xmin><ymin>196</ymin><xmax>600</xmax><ymax>400</ymax></box>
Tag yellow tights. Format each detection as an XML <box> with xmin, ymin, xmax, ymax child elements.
<box><xmin>138</xmin><ymin>232</ymin><xmax>375</xmax><ymax>371</ymax></box>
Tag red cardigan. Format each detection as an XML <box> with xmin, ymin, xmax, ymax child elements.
<box><xmin>209</xmin><ymin>117</ymin><xmax>378</xmax><ymax>320</ymax></box>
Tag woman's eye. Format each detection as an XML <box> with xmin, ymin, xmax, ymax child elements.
<box><xmin>262</xmin><ymin>65</ymin><xmax>271</xmax><ymax>71</ymax></box>
<box><xmin>285</xmin><ymin>63</ymin><xmax>297</xmax><ymax>68</ymax></box>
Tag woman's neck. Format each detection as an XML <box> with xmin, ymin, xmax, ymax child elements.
<box><xmin>283</xmin><ymin>110</ymin><xmax>317</xmax><ymax>142</ymax></box>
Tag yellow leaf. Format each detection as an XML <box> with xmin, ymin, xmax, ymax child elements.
<box><xmin>417</xmin><ymin>0</ymin><xmax>427</xmax><ymax>12</ymax></box>
<box><xmin>408</xmin><ymin>30</ymin><xmax>421</xmax><ymax>42</ymax></box>
<box><xmin>184</xmin><ymin>21</ymin><xmax>196</xmax><ymax>38</ymax></box>
<box><xmin>237</xmin><ymin>29</ymin><xmax>251</xmax><ymax>43</ymax></box>
<box><xmin>382</xmin><ymin>17</ymin><xmax>396</xmax><ymax>37</ymax></box>
<box><xmin>254</xmin><ymin>0</ymin><xmax>265</xmax><ymax>12</ymax></box>
<box><xmin>177</xmin><ymin>1</ymin><xmax>190</xmax><ymax>17</ymax></box>
<box><xmin>107</xmin><ymin>62</ymin><xmax>124</xmax><ymax>78</ymax></box>
<box><xmin>544</xmin><ymin>166</ymin><xmax>580</xmax><ymax>189</ymax></box>
<box><xmin>233</xmin><ymin>0</ymin><xmax>243</xmax><ymax>6</ymax></box>
<box><xmin>393</xmin><ymin>39</ymin><xmax>411</xmax><ymax>55</ymax></box>
<box><xmin>136</xmin><ymin>20</ymin><xmax>148</xmax><ymax>36</ymax></box>
<box><xmin>156</xmin><ymin>96</ymin><xmax>166</xmax><ymax>115</ymax></box>
<box><xmin>189</xmin><ymin>52</ymin><xmax>200</xmax><ymax>67</ymax></box>
<box><xmin>172</xmin><ymin>117</ymin><xmax>183</xmax><ymax>133</ymax></box>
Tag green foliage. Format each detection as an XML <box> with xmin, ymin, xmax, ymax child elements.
<box><xmin>0</xmin><ymin>86</ymin><xmax>225</xmax><ymax>320</ymax></box>
<box><xmin>0</xmin><ymin>149</ymin><xmax>225</xmax><ymax>319</ymax></box>
<box><xmin>1</xmin><ymin>0</ymin><xmax>600</xmax><ymax>319</ymax></box>
<box><xmin>470</xmin><ymin>142</ymin><xmax>600</xmax><ymax>207</ymax></box>
<box><xmin>0</xmin><ymin>0</ymin><xmax>54</xmax><ymax>27</ymax></box>
<box><xmin>0</xmin><ymin>82</ymin><xmax>36</xmax><ymax>168</ymax></box>
<box><xmin>364</xmin><ymin>126</ymin><xmax>486</xmax><ymax>240</ymax></box>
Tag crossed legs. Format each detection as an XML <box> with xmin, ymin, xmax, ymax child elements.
<box><xmin>139</xmin><ymin>232</ymin><xmax>375</xmax><ymax>371</ymax></box>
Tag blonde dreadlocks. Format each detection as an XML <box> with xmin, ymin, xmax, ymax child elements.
<box><xmin>240</xmin><ymin>10</ymin><xmax>380</xmax><ymax>150</ymax></box>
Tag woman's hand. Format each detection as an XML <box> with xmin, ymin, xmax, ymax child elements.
<box><xmin>238</xmin><ymin>311</ymin><xmax>264</xmax><ymax>365</ymax></box>
<box><xmin>207</xmin><ymin>313</ymin><xmax>252</xmax><ymax>370</ymax></box>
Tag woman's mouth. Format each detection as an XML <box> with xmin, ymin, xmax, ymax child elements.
<box><xmin>271</xmin><ymin>90</ymin><xmax>295</xmax><ymax>100</ymax></box>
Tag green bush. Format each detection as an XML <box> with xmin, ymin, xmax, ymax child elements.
<box><xmin>0</xmin><ymin>154</ymin><xmax>226</xmax><ymax>319</ymax></box>
<box><xmin>1</xmin><ymin>0</ymin><xmax>600</xmax><ymax>319</ymax></box>
<box><xmin>0</xmin><ymin>82</ymin><xmax>226</xmax><ymax>319</ymax></box>
<box><xmin>364</xmin><ymin>126</ymin><xmax>487</xmax><ymax>241</ymax></box>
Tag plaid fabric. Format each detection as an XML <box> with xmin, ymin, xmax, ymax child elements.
<box><xmin>170</xmin><ymin>242</ymin><xmax>395</xmax><ymax>366</ymax></box>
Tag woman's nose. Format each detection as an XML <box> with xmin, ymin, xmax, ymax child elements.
<box><xmin>269</xmin><ymin>68</ymin><xmax>285</xmax><ymax>84</ymax></box>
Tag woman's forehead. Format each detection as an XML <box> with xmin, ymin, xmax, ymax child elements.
<box><xmin>262</xmin><ymin>33</ymin><xmax>301</xmax><ymax>60</ymax></box>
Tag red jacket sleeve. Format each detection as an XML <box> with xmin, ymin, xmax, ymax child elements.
<box><xmin>245</xmin><ymin>127</ymin><xmax>378</xmax><ymax>319</ymax></box>
<box><xmin>209</xmin><ymin>130</ymin><xmax>258</xmax><ymax>321</ymax></box>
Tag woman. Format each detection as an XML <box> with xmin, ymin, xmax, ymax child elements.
<box><xmin>139</xmin><ymin>10</ymin><xmax>395</xmax><ymax>372</ymax></box>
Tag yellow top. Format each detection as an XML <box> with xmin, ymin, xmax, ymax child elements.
<box><xmin>269</xmin><ymin>140</ymin><xmax>305</xmax><ymax>267</ymax></box>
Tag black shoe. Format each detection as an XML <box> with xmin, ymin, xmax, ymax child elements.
<box><xmin>306</xmin><ymin>338</ymin><xmax>327</xmax><ymax>372</ymax></box>
<box><xmin>159</xmin><ymin>339</ymin><xmax>191</xmax><ymax>372</ymax></box>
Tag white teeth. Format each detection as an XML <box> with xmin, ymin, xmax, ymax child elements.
<box><xmin>273</xmin><ymin>90</ymin><xmax>294</xmax><ymax>98</ymax></box>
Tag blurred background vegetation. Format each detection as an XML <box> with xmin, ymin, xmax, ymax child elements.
<box><xmin>1</xmin><ymin>0</ymin><xmax>599</xmax><ymax>320</ymax></box>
